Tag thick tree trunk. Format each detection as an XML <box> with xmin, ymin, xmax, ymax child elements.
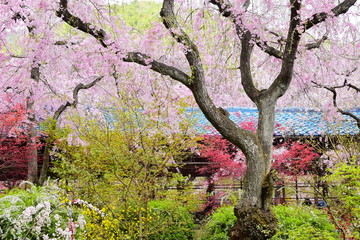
<box><xmin>38</xmin><ymin>144</ymin><xmax>50</xmax><ymax>185</ymax></box>
<box><xmin>27</xmin><ymin>124</ymin><xmax>38</xmax><ymax>184</ymax></box>
<box><xmin>230</xmin><ymin>102</ymin><xmax>278</xmax><ymax>240</ymax></box>
<box><xmin>26</xmin><ymin>93</ymin><xmax>38</xmax><ymax>184</ymax></box>
<box><xmin>230</xmin><ymin>163</ymin><xmax>277</xmax><ymax>240</ymax></box>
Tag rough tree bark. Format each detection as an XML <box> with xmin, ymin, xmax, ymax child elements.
<box><xmin>26</xmin><ymin>111</ymin><xmax>39</xmax><ymax>184</ymax></box>
<box><xmin>27</xmin><ymin>66</ymin><xmax>40</xmax><ymax>184</ymax></box>
<box><xmin>24</xmin><ymin>26</ymin><xmax>41</xmax><ymax>184</ymax></box>
<box><xmin>56</xmin><ymin>0</ymin><xmax>357</xmax><ymax>239</ymax></box>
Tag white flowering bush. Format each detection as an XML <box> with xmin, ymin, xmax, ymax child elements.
<box><xmin>0</xmin><ymin>182</ymin><xmax>86</xmax><ymax>240</ymax></box>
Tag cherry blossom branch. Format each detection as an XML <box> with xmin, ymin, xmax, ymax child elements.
<box><xmin>312</xmin><ymin>80</ymin><xmax>360</xmax><ymax>129</ymax></box>
<box><xmin>267</xmin><ymin>0</ymin><xmax>302</xmax><ymax>99</ymax></box>
<box><xmin>160</xmin><ymin>1</ymin><xmax>263</xmax><ymax>162</ymax></box>
<box><xmin>122</xmin><ymin>52</ymin><xmax>191</xmax><ymax>87</ymax></box>
<box><xmin>210</xmin><ymin>0</ymin><xmax>357</xmax><ymax>59</ymax></box>
<box><xmin>55</xmin><ymin>0</ymin><xmax>192</xmax><ymax>87</ymax></box>
<box><xmin>160</xmin><ymin>0</ymin><xmax>258</xmax><ymax>146</ymax></box>
<box><xmin>56</xmin><ymin>0</ymin><xmax>107</xmax><ymax>47</ymax></box>
<box><xmin>209</xmin><ymin>0</ymin><xmax>283</xmax><ymax>59</ymax></box>
<box><xmin>55</xmin><ymin>0</ymin><xmax>262</xmax><ymax>155</ymax></box>
<box><xmin>38</xmin><ymin>76</ymin><xmax>104</xmax><ymax>185</ymax></box>
<box><xmin>160</xmin><ymin>0</ymin><xmax>204</xmax><ymax>83</ymax></box>
<box><xmin>11</xmin><ymin>7</ymin><xmax>106</xmax><ymax>184</ymax></box>
<box><xmin>302</xmin><ymin>0</ymin><xmax>357</xmax><ymax>31</ymax></box>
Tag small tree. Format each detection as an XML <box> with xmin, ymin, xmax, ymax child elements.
<box><xmin>52</xmin><ymin>99</ymin><xmax>197</xmax><ymax>239</ymax></box>
<box><xmin>315</xmin><ymin>135</ymin><xmax>360</xmax><ymax>239</ymax></box>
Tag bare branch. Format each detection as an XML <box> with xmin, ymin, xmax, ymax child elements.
<box><xmin>240</xmin><ymin>31</ymin><xmax>260</xmax><ymax>102</ymax></box>
<box><xmin>268</xmin><ymin>31</ymin><xmax>328</xmax><ymax>52</ymax></box>
<box><xmin>54</xmin><ymin>40</ymin><xmax>79</xmax><ymax>46</ymax></box>
<box><xmin>347</xmin><ymin>83</ymin><xmax>360</xmax><ymax>92</ymax></box>
<box><xmin>305</xmin><ymin>35</ymin><xmax>328</xmax><ymax>50</ymax></box>
<box><xmin>209</xmin><ymin>0</ymin><xmax>232</xmax><ymax>17</ymax></box>
<box><xmin>53</xmin><ymin>76</ymin><xmax>103</xmax><ymax>120</ymax></box>
<box><xmin>312</xmin><ymin>80</ymin><xmax>360</xmax><ymax>129</ymax></box>
<box><xmin>255</xmin><ymin>38</ymin><xmax>283</xmax><ymax>59</ymax></box>
<box><xmin>123</xmin><ymin>52</ymin><xmax>191</xmax><ymax>87</ymax></box>
<box><xmin>30</xmin><ymin>66</ymin><xmax>40</xmax><ymax>82</ymax></box>
<box><xmin>9</xmin><ymin>54</ymin><xmax>26</xmax><ymax>58</ymax></box>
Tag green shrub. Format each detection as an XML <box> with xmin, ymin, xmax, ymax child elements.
<box><xmin>196</xmin><ymin>204</ymin><xmax>340</xmax><ymax>240</ymax></box>
<box><xmin>196</xmin><ymin>205</ymin><xmax>236</xmax><ymax>240</ymax></box>
<box><xmin>147</xmin><ymin>199</ymin><xmax>195</xmax><ymax>240</ymax></box>
<box><xmin>272</xmin><ymin>205</ymin><xmax>340</xmax><ymax>240</ymax></box>
<box><xmin>324</xmin><ymin>162</ymin><xmax>360</xmax><ymax>239</ymax></box>
<box><xmin>81</xmin><ymin>198</ymin><xmax>195</xmax><ymax>240</ymax></box>
<box><xmin>79</xmin><ymin>200</ymin><xmax>145</xmax><ymax>240</ymax></box>
<box><xmin>0</xmin><ymin>182</ymin><xmax>85</xmax><ymax>240</ymax></box>
<box><xmin>112</xmin><ymin>1</ymin><xmax>161</xmax><ymax>31</ymax></box>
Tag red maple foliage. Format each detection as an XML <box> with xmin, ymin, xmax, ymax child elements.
<box><xmin>196</xmin><ymin>132</ymin><xmax>320</xmax><ymax>214</ymax></box>
<box><xmin>197</xmin><ymin>123</ymin><xmax>320</xmax><ymax>180</ymax></box>
<box><xmin>197</xmin><ymin>134</ymin><xmax>246</xmax><ymax>180</ymax></box>
<box><xmin>0</xmin><ymin>99</ymin><xmax>40</xmax><ymax>186</ymax></box>
<box><xmin>272</xmin><ymin>141</ymin><xmax>320</xmax><ymax>176</ymax></box>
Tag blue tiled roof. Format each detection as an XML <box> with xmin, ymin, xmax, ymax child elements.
<box><xmin>186</xmin><ymin>107</ymin><xmax>360</xmax><ymax>136</ymax></box>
